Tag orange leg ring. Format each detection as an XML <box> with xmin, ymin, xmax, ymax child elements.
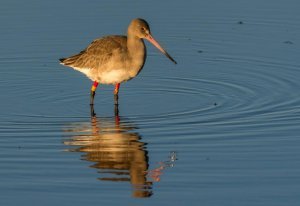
<box><xmin>114</xmin><ymin>83</ymin><xmax>120</xmax><ymax>95</ymax></box>
<box><xmin>91</xmin><ymin>81</ymin><xmax>99</xmax><ymax>92</ymax></box>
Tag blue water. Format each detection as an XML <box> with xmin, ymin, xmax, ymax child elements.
<box><xmin>1</xmin><ymin>0</ymin><xmax>300</xmax><ymax>205</ymax></box>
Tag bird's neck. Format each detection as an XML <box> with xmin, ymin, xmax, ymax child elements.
<box><xmin>127</xmin><ymin>36</ymin><xmax>146</xmax><ymax>66</ymax></box>
<box><xmin>127</xmin><ymin>36</ymin><xmax>145</xmax><ymax>54</ymax></box>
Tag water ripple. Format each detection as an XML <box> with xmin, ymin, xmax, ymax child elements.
<box><xmin>122</xmin><ymin>57</ymin><xmax>300</xmax><ymax>138</ymax></box>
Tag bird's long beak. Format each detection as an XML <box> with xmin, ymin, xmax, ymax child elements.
<box><xmin>145</xmin><ymin>34</ymin><xmax>177</xmax><ymax>64</ymax></box>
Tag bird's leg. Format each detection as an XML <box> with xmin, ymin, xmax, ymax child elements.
<box><xmin>90</xmin><ymin>104</ymin><xmax>96</xmax><ymax>117</ymax></box>
<box><xmin>90</xmin><ymin>81</ymin><xmax>99</xmax><ymax>105</ymax></box>
<box><xmin>114</xmin><ymin>104</ymin><xmax>120</xmax><ymax>124</ymax></box>
<box><xmin>114</xmin><ymin>94</ymin><xmax>120</xmax><ymax>125</ymax></box>
<box><xmin>114</xmin><ymin>83</ymin><xmax>120</xmax><ymax>105</ymax></box>
<box><xmin>114</xmin><ymin>94</ymin><xmax>119</xmax><ymax>106</ymax></box>
<box><xmin>114</xmin><ymin>83</ymin><xmax>120</xmax><ymax>95</ymax></box>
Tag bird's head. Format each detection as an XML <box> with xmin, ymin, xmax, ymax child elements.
<box><xmin>128</xmin><ymin>18</ymin><xmax>177</xmax><ymax>64</ymax></box>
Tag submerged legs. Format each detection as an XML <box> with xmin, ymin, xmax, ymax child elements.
<box><xmin>89</xmin><ymin>82</ymin><xmax>120</xmax><ymax>116</ymax></box>
<box><xmin>90</xmin><ymin>81</ymin><xmax>99</xmax><ymax>117</ymax></box>
<box><xmin>114</xmin><ymin>84</ymin><xmax>120</xmax><ymax>123</ymax></box>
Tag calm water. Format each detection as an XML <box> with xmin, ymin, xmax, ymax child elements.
<box><xmin>1</xmin><ymin>0</ymin><xmax>300</xmax><ymax>205</ymax></box>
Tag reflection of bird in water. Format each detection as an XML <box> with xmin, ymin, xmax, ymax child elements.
<box><xmin>63</xmin><ymin>106</ymin><xmax>177</xmax><ymax>198</ymax></box>
<box><xmin>64</xmin><ymin>110</ymin><xmax>151</xmax><ymax>197</ymax></box>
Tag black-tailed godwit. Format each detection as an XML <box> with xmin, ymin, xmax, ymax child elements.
<box><xmin>60</xmin><ymin>18</ymin><xmax>176</xmax><ymax>106</ymax></box>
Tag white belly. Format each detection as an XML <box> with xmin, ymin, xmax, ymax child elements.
<box><xmin>99</xmin><ymin>69</ymin><xmax>132</xmax><ymax>84</ymax></box>
<box><xmin>73</xmin><ymin>66</ymin><xmax>140</xmax><ymax>84</ymax></box>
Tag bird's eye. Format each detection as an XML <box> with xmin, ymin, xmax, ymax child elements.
<box><xmin>141</xmin><ymin>27</ymin><xmax>146</xmax><ymax>32</ymax></box>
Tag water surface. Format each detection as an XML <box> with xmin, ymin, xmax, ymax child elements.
<box><xmin>1</xmin><ymin>0</ymin><xmax>300</xmax><ymax>205</ymax></box>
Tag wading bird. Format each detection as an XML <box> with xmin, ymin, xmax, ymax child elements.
<box><xmin>60</xmin><ymin>18</ymin><xmax>177</xmax><ymax>106</ymax></box>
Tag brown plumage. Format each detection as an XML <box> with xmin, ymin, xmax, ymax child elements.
<box><xmin>60</xmin><ymin>18</ymin><xmax>176</xmax><ymax>106</ymax></box>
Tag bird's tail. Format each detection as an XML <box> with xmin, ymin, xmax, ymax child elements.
<box><xmin>59</xmin><ymin>58</ymin><xmax>66</xmax><ymax>64</ymax></box>
<box><xmin>59</xmin><ymin>53</ymin><xmax>82</xmax><ymax>66</ymax></box>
